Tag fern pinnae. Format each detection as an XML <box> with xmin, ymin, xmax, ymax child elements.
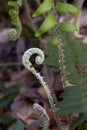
<box><xmin>22</xmin><ymin>48</ymin><xmax>55</xmax><ymax>112</ymax></box>
<box><xmin>8</xmin><ymin>0</ymin><xmax>22</xmax><ymax>41</ymax></box>
<box><xmin>33</xmin><ymin>103</ymin><xmax>50</xmax><ymax>130</ymax></box>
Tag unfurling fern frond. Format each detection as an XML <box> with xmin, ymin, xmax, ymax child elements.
<box><xmin>56</xmin><ymin>86</ymin><xmax>86</xmax><ymax>114</ymax></box>
<box><xmin>22</xmin><ymin>48</ymin><xmax>55</xmax><ymax>112</ymax></box>
<box><xmin>8</xmin><ymin>0</ymin><xmax>22</xmax><ymax>41</ymax></box>
<box><xmin>22</xmin><ymin>48</ymin><xmax>44</xmax><ymax>70</ymax></box>
<box><xmin>8</xmin><ymin>28</ymin><xmax>18</xmax><ymax>41</ymax></box>
<box><xmin>33</xmin><ymin>103</ymin><xmax>50</xmax><ymax>130</ymax></box>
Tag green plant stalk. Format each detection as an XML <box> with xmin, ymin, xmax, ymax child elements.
<box><xmin>52</xmin><ymin>0</ymin><xmax>72</xmax><ymax>126</ymax></box>
<box><xmin>32</xmin><ymin>67</ymin><xmax>56</xmax><ymax>111</ymax></box>
<box><xmin>52</xmin><ymin>0</ymin><xmax>68</xmax><ymax>91</ymax></box>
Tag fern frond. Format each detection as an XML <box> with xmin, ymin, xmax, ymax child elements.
<box><xmin>8</xmin><ymin>0</ymin><xmax>22</xmax><ymax>41</ymax></box>
<box><xmin>33</xmin><ymin>103</ymin><xmax>50</xmax><ymax>130</ymax></box>
<box><xmin>54</xmin><ymin>33</ymin><xmax>87</xmax><ymax>128</ymax></box>
<box><xmin>45</xmin><ymin>33</ymin><xmax>87</xmax><ymax>128</ymax></box>
<box><xmin>56</xmin><ymin>86</ymin><xmax>86</xmax><ymax>114</ymax></box>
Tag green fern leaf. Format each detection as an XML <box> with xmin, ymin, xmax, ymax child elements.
<box><xmin>32</xmin><ymin>0</ymin><xmax>53</xmax><ymax>17</ymax></box>
<box><xmin>35</xmin><ymin>13</ymin><xmax>56</xmax><ymax>37</ymax></box>
<box><xmin>56</xmin><ymin>86</ymin><xmax>86</xmax><ymax>114</ymax></box>
<box><xmin>44</xmin><ymin>43</ymin><xmax>59</xmax><ymax>67</ymax></box>
<box><xmin>58</xmin><ymin>22</ymin><xmax>77</xmax><ymax>32</ymax></box>
<box><xmin>56</xmin><ymin>2</ymin><xmax>80</xmax><ymax>14</ymax></box>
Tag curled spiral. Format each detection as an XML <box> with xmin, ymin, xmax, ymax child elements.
<box><xmin>8</xmin><ymin>28</ymin><xmax>18</xmax><ymax>41</ymax></box>
<box><xmin>33</xmin><ymin>103</ymin><xmax>50</xmax><ymax>130</ymax></box>
<box><xmin>22</xmin><ymin>48</ymin><xmax>45</xmax><ymax>70</ymax></box>
<box><xmin>8</xmin><ymin>0</ymin><xmax>22</xmax><ymax>41</ymax></box>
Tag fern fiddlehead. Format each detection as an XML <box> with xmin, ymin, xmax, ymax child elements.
<box><xmin>22</xmin><ymin>48</ymin><xmax>55</xmax><ymax>110</ymax></box>
<box><xmin>33</xmin><ymin>103</ymin><xmax>50</xmax><ymax>130</ymax></box>
<box><xmin>22</xmin><ymin>48</ymin><xmax>44</xmax><ymax>69</ymax></box>
<box><xmin>8</xmin><ymin>0</ymin><xmax>22</xmax><ymax>41</ymax></box>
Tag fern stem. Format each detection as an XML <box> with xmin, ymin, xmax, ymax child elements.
<box><xmin>32</xmin><ymin>67</ymin><xmax>55</xmax><ymax>109</ymax></box>
<box><xmin>52</xmin><ymin>0</ymin><xmax>72</xmax><ymax>126</ymax></box>
<box><xmin>52</xmin><ymin>0</ymin><xmax>68</xmax><ymax>89</ymax></box>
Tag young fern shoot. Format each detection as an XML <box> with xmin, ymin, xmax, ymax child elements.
<box><xmin>33</xmin><ymin>103</ymin><xmax>50</xmax><ymax>130</ymax></box>
<box><xmin>22</xmin><ymin>48</ymin><xmax>55</xmax><ymax>110</ymax></box>
<box><xmin>7</xmin><ymin>0</ymin><xmax>22</xmax><ymax>41</ymax></box>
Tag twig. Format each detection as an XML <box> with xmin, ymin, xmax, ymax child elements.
<box><xmin>0</xmin><ymin>62</ymin><xmax>22</xmax><ymax>67</ymax></box>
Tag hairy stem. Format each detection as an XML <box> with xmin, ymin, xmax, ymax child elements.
<box><xmin>52</xmin><ymin>0</ymin><xmax>68</xmax><ymax>90</ymax></box>
<box><xmin>52</xmin><ymin>0</ymin><xmax>72</xmax><ymax>126</ymax></box>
